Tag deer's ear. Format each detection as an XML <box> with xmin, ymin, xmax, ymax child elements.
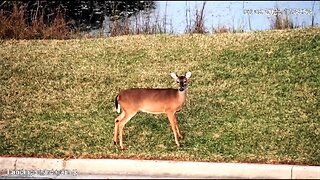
<box><xmin>185</xmin><ymin>72</ymin><xmax>192</xmax><ymax>79</ymax></box>
<box><xmin>170</xmin><ymin>72</ymin><xmax>178</xmax><ymax>80</ymax></box>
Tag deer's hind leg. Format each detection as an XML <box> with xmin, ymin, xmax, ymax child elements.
<box><xmin>118</xmin><ymin>110</ymin><xmax>137</xmax><ymax>150</ymax></box>
<box><xmin>114</xmin><ymin>111</ymin><xmax>125</xmax><ymax>145</ymax></box>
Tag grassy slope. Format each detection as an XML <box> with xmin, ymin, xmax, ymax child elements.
<box><xmin>0</xmin><ymin>28</ymin><xmax>319</xmax><ymax>165</ymax></box>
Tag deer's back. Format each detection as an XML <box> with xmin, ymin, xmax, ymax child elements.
<box><xmin>118</xmin><ymin>88</ymin><xmax>182</xmax><ymax>113</ymax></box>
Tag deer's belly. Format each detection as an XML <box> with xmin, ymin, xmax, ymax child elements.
<box><xmin>139</xmin><ymin>108</ymin><xmax>165</xmax><ymax>114</ymax></box>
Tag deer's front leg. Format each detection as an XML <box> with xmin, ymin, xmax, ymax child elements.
<box><xmin>166</xmin><ymin>111</ymin><xmax>180</xmax><ymax>147</ymax></box>
<box><xmin>174</xmin><ymin>114</ymin><xmax>184</xmax><ymax>140</ymax></box>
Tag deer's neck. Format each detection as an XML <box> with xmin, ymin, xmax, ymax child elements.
<box><xmin>177</xmin><ymin>88</ymin><xmax>187</xmax><ymax>105</ymax></box>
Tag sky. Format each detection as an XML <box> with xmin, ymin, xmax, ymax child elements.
<box><xmin>154</xmin><ymin>1</ymin><xmax>320</xmax><ymax>33</ymax></box>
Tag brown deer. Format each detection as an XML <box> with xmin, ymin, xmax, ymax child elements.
<box><xmin>113</xmin><ymin>72</ymin><xmax>192</xmax><ymax>149</ymax></box>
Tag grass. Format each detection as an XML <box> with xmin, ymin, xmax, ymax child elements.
<box><xmin>0</xmin><ymin>28</ymin><xmax>320</xmax><ymax>165</ymax></box>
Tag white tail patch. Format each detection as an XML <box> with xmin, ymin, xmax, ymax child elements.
<box><xmin>116</xmin><ymin>104</ymin><xmax>121</xmax><ymax>113</ymax></box>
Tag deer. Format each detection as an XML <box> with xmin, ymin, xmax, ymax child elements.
<box><xmin>113</xmin><ymin>72</ymin><xmax>192</xmax><ymax>149</ymax></box>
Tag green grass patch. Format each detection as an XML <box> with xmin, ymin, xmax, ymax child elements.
<box><xmin>0</xmin><ymin>28</ymin><xmax>319</xmax><ymax>165</ymax></box>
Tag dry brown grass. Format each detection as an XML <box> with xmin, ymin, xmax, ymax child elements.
<box><xmin>213</xmin><ymin>25</ymin><xmax>232</xmax><ymax>33</ymax></box>
<box><xmin>269</xmin><ymin>12</ymin><xmax>294</xmax><ymax>30</ymax></box>
<box><xmin>0</xmin><ymin>3</ymin><xmax>71</xmax><ymax>39</ymax></box>
<box><xmin>188</xmin><ymin>1</ymin><xmax>208</xmax><ymax>34</ymax></box>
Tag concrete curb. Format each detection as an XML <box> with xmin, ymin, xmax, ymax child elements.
<box><xmin>0</xmin><ymin>157</ymin><xmax>319</xmax><ymax>179</ymax></box>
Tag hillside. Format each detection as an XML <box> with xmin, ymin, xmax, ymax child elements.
<box><xmin>0</xmin><ymin>28</ymin><xmax>319</xmax><ymax>165</ymax></box>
